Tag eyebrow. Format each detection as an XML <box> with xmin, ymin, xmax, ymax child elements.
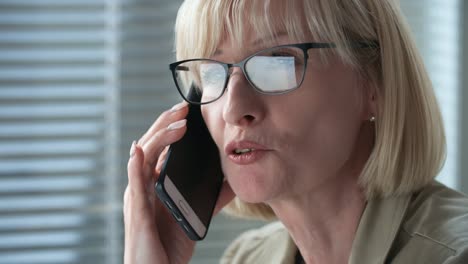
<box><xmin>213</xmin><ymin>32</ymin><xmax>289</xmax><ymax>57</ymax></box>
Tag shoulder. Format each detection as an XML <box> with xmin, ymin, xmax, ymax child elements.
<box><xmin>220</xmin><ymin>221</ymin><xmax>296</xmax><ymax>264</ymax></box>
<box><xmin>404</xmin><ymin>182</ymin><xmax>468</xmax><ymax>250</ymax></box>
<box><xmin>394</xmin><ymin>182</ymin><xmax>468</xmax><ymax>262</ymax></box>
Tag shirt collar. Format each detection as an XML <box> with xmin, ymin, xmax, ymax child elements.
<box><xmin>348</xmin><ymin>193</ymin><xmax>412</xmax><ymax>264</ymax></box>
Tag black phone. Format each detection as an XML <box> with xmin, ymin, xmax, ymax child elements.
<box><xmin>155</xmin><ymin>97</ymin><xmax>224</xmax><ymax>240</ymax></box>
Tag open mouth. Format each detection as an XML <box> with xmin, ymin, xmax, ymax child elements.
<box><xmin>227</xmin><ymin>144</ymin><xmax>267</xmax><ymax>165</ymax></box>
<box><xmin>233</xmin><ymin>148</ymin><xmax>255</xmax><ymax>155</ymax></box>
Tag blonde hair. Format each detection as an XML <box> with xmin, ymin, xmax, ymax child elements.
<box><xmin>174</xmin><ymin>0</ymin><xmax>446</xmax><ymax>220</ymax></box>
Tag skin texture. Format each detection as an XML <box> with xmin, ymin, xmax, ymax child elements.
<box><xmin>204</xmin><ymin>35</ymin><xmax>367</xmax><ymax>203</ymax></box>
<box><xmin>124</xmin><ymin>26</ymin><xmax>377</xmax><ymax>264</ymax></box>
<box><xmin>201</xmin><ymin>33</ymin><xmax>375</xmax><ymax>263</ymax></box>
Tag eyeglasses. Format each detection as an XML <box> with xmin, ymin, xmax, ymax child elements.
<box><xmin>169</xmin><ymin>42</ymin><xmax>376</xmax><ymax>105</ymax></box>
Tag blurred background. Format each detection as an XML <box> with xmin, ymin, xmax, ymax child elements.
<box><xmin>0</xmin><ymin>0</ymin><xmax>466</xmax><ymax>263</ymax></box>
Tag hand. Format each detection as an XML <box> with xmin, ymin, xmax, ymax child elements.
<box><xmin>123</xmin><ymin>102</ymin><xmax>235</xmax><ymax>264</ymax></box>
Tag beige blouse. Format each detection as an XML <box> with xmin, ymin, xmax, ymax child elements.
<box><xmin>220</xmin><ymin>181</ymin><xmax>468</xmax><ymax>264</ymax></box>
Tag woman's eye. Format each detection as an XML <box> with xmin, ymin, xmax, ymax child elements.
<box><xmin>271</xmin><ymin>51</ymin><xmax>294</xmax><ymax>57</ymax></box>
<box><xmin>270</xmin><ymin>50</ymin><xmax>302</xmax><ymax>62</ymax></box>
<box><xmin>269</xmin><ymin>50</ymin><xmax>303</xmax><ymax>64</ymax></box>
<box><xmin>270</xmin><ymin>50</ymin><xmax>300</xmax><ymax>58</ymax></box>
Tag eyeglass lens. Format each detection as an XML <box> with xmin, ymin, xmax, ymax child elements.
<box><xmin>173</xmin><ymin>46</ymin><xmax>305</xmax><ymax>104</ymax></box>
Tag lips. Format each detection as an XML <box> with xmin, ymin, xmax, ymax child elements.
<box><xmin>225</xmin><ymin>141</ymin><xmax>270</xmax><ymax>165</ymax></box>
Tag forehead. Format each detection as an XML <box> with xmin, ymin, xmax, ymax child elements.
<box><xmin>213</xmin><ymin>33</ymin><xmax>299</xmax><ymax>60</ymax></box>
<box><xmin>221</xmin><ymin>2</ymin><xmax>310</xmax><ymax>46</ymax></box>
<box><xmin>175</xmin><ymin>0</ymin><xmax>317</xmax><ymax>61</ymax></box>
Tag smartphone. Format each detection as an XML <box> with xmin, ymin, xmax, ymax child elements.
<box><xmin>155</xmin><ymin>95</ymin><xmax>224</xmax><ymax>240</ymax></box>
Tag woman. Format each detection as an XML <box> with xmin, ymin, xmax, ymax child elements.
<box><xmin>124</xmin><ymin>0</ymin><xmax>468</xmax><ymax>263</ymax></box>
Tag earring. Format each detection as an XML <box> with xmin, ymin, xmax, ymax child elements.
<box><xmin>369</xmin><ymin>116</ymin><xmax>376</xmax><ymax>122</ymax></box>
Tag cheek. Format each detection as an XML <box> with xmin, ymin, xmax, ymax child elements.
<box><xmin>301</xmin><ymin>60</ymin><xmax>365</xmax><ymax>128</ymax></box>
<box><xmin>281</xmin><ymin>64</ymin><xmax>365</xmax><ymax>170</ymax></box>
<box><xmin>201</xmin><ymin>104</ymin><xmax>224</xmax><ymax>152</ymax></box>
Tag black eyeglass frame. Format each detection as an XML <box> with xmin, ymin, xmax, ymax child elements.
<box><xmin>169</xmin><ymin>42</ymin><xmax>377</xmax><ymax>105</ymax></box>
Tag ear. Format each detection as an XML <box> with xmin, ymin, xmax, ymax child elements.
<box><xmin>368</xmin><ymin>84</ymin><xmax>378</xmax><ymax>118</ymax></box>
<box><xmin>362</xmin><ymin>77</ymin><xmax>378</xmax><ymax>121</ymax></box>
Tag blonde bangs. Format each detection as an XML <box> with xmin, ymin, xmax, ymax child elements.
<box><xmin>174</xmin><ymin>0</ymin><xmax>223</xmax><ymax>60</ymax></box>
<box><xmin>174</xmin><ymin>0</ymin><xmax>376</xmax><ymax>66</ymax></box>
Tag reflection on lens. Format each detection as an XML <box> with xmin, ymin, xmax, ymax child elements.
<box><xmin>174</xmin><ymin>60</ymin><xmax>226</xmax><ymax>104</ymax></box>
<box><xmin>174</xmin><ymin>61</ymin><xmax>200</xmax><ymax>101</ymax></box>
<box><xmin>200</xmin><ymin>63</ymin><xmax>226</xmax><ymax>101</ymax></box>
<box><xmin>173</xmin><ymin>46</ymin><xmax>305</xmax><ymax>104</ymax></box>
<box><xmin>245</xmin><ymin>47</ymin><xmax>304</xmax><ymax>93</ymax></box>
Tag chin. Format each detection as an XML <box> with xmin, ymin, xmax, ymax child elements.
<box><xmin>226</xmin><ymin>171</ymin><xmax>277</xmax><ymax>204</ymax></box>
<box><xmin>221</xmin><ymin>156</ymin><xmax>284</xmax><ymax>203</ymax></box>
<box><xmin>234</xmin><ymin>189</ymin><xmax>268</xmax><ymax>204</ymax></box>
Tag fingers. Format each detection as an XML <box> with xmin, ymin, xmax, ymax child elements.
<box><xmin>138</xmin><ymin>101</ymin><xmax>188</xmax><ymax>146</ymax></box>
<box><xmin>155</xmin><ymin>146</ymin><xmax>169</xmax><ymax>175</ymax></box>
<box><xmin>135</xmin><ymin>101</ymin><xmax>189</xmax><ymax>172</ymax></box>
<box><xmin>213</xmin><ymin>181</ymin><xmax>235</xmax><ymax>215</ymax></box>
<box><xmin>142</xmin><ymin>119</ymin><xmax>187</xmax><ymax>170</ymax></box>
<box><xmin>127</xmin><ymin>142</ymin><xmax>145</xmax><ymax>193</ymax></box>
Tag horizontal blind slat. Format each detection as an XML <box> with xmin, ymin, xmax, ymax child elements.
<box><xmin>0</xmin><ymin>122</ymin><xmax>103</xmax><ymax>138</ymax></box>
<box><xmin>0</xmin><ymin>0</ymin><xmax>105</xmax><ymax>7</ymax></box>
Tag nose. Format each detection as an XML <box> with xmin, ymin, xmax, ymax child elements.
<box><xmin>222</xmin><ymin>67</ymin><xmax>265</xmax><ymax>127</ymax></box>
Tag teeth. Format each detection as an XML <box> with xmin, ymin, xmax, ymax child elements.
<box><xmin>234</xmin><ymin>148</ymin><xmax>253</xmax><ymax>154</ymax></box>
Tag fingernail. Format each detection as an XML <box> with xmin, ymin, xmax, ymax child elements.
<box><xmin>167</xmin><ymin>119</ymin><xmax>187</xmax><ymax>130</ymax></box>
<box><xmin>170</xmin><ymin>101</ymin><xmax>188</xmax><ymax>112</ymax></box>
<box><xmin>129</xmin><ymin>140</ymin><xmax>137</xmax><ymax>158</ymax></box>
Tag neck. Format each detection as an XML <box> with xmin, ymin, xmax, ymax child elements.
<box><xmin>268</xmin><ymin>175</ymin><xmax>366</xmax><ymax>264</ymax></box>
<box><xmin>267</xmin><ymin>122</ymin><xmax>374</xmax><ymax>263</ymax></box>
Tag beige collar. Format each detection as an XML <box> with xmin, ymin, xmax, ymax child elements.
<box><xmin>348</xmin><ymin>194</ymin><xmax>411</xmax><ymax>264</ymax></box>
<box><xmin>265</xmin><ymin>193</ymin><xmax>412</xmax><ymax>263</ymax></box>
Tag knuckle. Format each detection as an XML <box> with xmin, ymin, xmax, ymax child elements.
<box><xmin>160</xmin><ymin>109</ymin><xmax>174</xmax><ymax>120</ymax></box>
<box><xmin>146</xmin><ymin>129</ymin><xmax>167</xmax><ymax>151</ymax></box>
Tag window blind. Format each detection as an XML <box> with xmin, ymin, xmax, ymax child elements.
<box><xmin>0</xmin><ymin>1</ymin><xmax>115</xmax><ymax>263</ymax></box>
